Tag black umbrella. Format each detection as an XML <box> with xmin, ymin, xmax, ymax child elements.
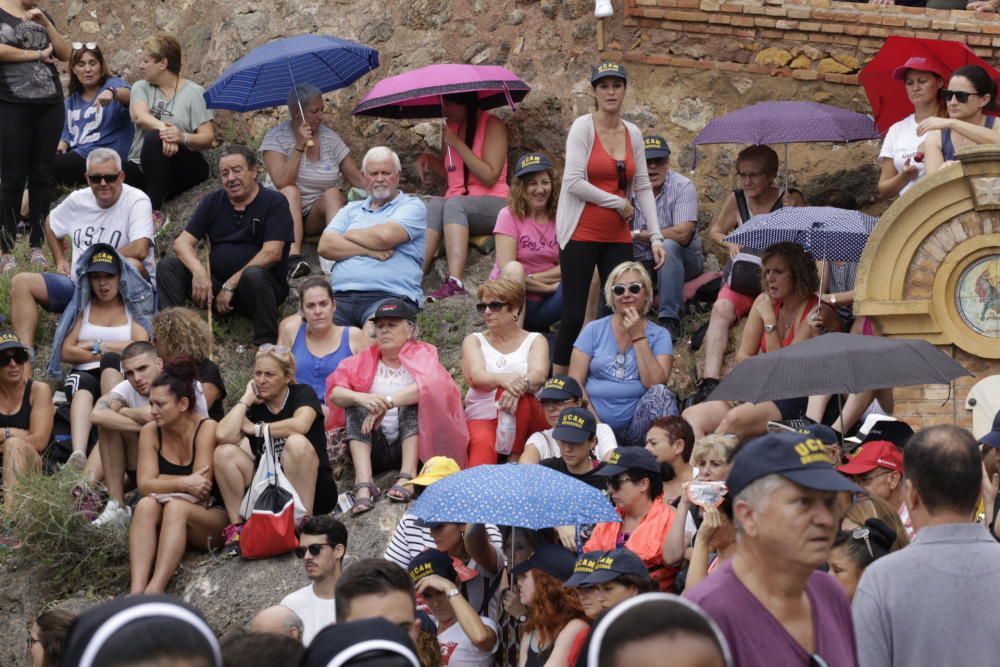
<box><xmin>708</xmin><ymin>333</ymin><xmax>971</xmax><ymax>404</ymax></box>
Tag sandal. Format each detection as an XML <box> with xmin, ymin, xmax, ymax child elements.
<box><xmin>351</xmin><ymin>482</ymin><xmax>381</xmax><ymax>516</ymax></box>
<box><xmin>387</xmin><ymin>473</ymin><xmax>415</xmax><ymax>503</ymax></box>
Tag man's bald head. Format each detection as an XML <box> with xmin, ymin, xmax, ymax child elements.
<box><xmin>249</xmin><ymin>605</ymin><xmax>303</xmax><ymax>641</ymax></box>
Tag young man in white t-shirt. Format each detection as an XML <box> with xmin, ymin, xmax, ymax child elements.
<box><xmin>9</xmin><ymin>147</ymin><xmax>155</xmax><ymax>355</ymax></box>
<box><xmin>91</xmin><ymin>340</ymin><xmax>208</xmax><ymax>525</ymax></box>
<box><xmin>280</xmin><ymin>515</ymin><xmax>348</xmax><ymax>645</ymax></box>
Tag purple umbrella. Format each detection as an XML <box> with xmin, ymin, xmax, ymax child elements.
<box><xmin>692</xmin><ymin>101</ymin><xmax>879</xmax><ymax>190</ymax></box>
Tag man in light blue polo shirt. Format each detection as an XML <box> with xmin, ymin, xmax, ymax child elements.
<box><xmin>318</xmin><ymin>146</ymin><xmax>425</xmax><ymax>328</ymax></box>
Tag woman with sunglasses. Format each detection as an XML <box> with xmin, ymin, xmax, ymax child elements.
<box><xmin>0</xmin><ymin>331</ymin><xmax>52</xmax><ymax>495</ymax></box>
<box><xmin>53</xmin><ymin>43</ymin><xmax>138</xmax><ymax>189</ymax></box>
<box><xmin>877</xmin><ymin>57</ymin><xmax>947</xmax><ymax>200</ymax></box>
<box><xmin>418</xmin><ymin>92</ymin><xmax>510</xmax><ymax>302</ymax></box>
<box><xmin>827</xmin><ymin>518</ymin><xmax>896</xmax><ymax>601</ymax></box>
<box><xmin>128</xmin><ymin>33</ymin><xmax>214</xmax><ymax>218</ymax></box>
<box><xmin>462</xmin><ymin>278</ymin><xmax>550</xmax><ymax>466</ymax></box>
<box><xmin>128</xmin><ymin>358</ymin><xmax>226</xmax><ymax>594</ymax></box>
<box><xmin>922</xmin><ymin>65</ymin><xmax>1000</xmax><ymax>174</ymax></box>
<box><xmin>215</xmin><ymin>345</ymin><xmax>336</xmax><ymax>555</ymax></box>
<box><xmin>553</xmin><ymin>61</ymin><xmax>665</xmax><ymax>375</ymax></box>
<box><xmin>0</xmin><ymin>0</ymin><xmax>71</xmax><ymax>270</ymax></box>
<box><xmin>569</xmin><ymin>261</ymin><xmax>678</xmax><ymax>448</ymax></box>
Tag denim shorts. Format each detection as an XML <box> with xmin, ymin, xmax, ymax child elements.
<box><xmin>42</xmin><ymin>272</ymin><xmax>75</xmax><ymax>313</ymax></box>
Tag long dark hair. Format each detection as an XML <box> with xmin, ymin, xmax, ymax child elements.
<box><xmin>445</xmin><ymin>92</ymin><xmax>480</xmax><ymax>195</ymax></box>
<box><xmin>68</xmin><ymin>46</ymin><xmax>110</xmax><ymax>97</ymax></box>
<box><xmin>952</xmin><ymin>65</ymin><xmax>998</xmax><ymax>112</ymax></box>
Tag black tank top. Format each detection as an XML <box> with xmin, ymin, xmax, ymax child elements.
<box><xmin>734</xmin><ymin>188</ymin><xmax>785</xmax><ymax>225</ymax></box>
<box><xmin>155</xmin><ymin>419</ymin><xmax>206</xmax><ymax>476</ymax></box>
<box><xmin>0</xmin><ymin>379</ymin><xmax>33</xmax><ymax>430</ymax></box>
<box><xmin>524</xmin><ymin>632</ymin><xmax>551</xmax><ymax>667</ymax></box>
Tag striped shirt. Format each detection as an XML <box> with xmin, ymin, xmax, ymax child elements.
<box><xmin>631</xmin><ymin>170</ymin><xmax>700</xmax><ymax>261</ymax></box>
<box><xmin>383</xmin><ymin>515</ymin><xmax>504</xmax><ymax>569</ymax></box>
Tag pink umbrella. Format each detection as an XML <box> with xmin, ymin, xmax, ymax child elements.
<box><xmin>353</xmin><ymin>63</ymin><xmax>530</xmax><ymax>170</ymax></box>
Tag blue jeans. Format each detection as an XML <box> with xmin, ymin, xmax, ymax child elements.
<box><xmin>524</xmin><ymin>284</ymin><xmax>563</xmax><ymax>333</ymax></box>
<box><xmin>334</xmin><ymin>291</ymin><xmax>418</xmax><ymax>329</ymax></box>
<box><xmin>657</xmin><ymin>240</ymin><xmax>704</xmax><ymax>320</ymax></box>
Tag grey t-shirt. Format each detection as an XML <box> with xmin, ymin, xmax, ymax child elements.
<box><xmin>128</xmin><ymin>78</ymin><xmax>214</xmax><ymax>164</ymax></box>
<box><xmin>260</xmin><ymin>121</ymin><xmax>351</xmax><ymax>210</ymax></box>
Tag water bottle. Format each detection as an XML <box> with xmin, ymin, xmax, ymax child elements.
<box><xmin>495</xmin><ymin>408</ymin><xmax>516</xmax><ymax>456</ymax></box>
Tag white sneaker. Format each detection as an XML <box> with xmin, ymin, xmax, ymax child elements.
<box><xmin>93</xmin><ymin>500</ymin><xmax>131</xmax><ymax>527</ymax></box>
<box><xmin>595</xmin><ymin>0</ymin><xmax>613</xmax><ymax>17</ymax></box>
<box><xmin>65</xmin><ymin>450</ymin><xmax>87</xmax><ymax>470</ymax></box>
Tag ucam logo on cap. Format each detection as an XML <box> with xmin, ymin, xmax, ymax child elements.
<box><xmin>594</xmin><ymin>555</ymin><xmax>615</xmax><ymax>571</ymax></box>
<box><xmin>607</xmin><ymin>451</ymin><xmax>622</xmax><ymax>465</ymax></box>
<box><xmin>544</xmin><ymin>378</ymin><xmax>565</xmax><ymax>390</ymax></box>
<box><xmin>559</xmin><ymin>413</ymin><xmax>587</xmax><ymax>429</ymax></box>
<box><xmin>645</xmin><ymin>137</ymin><xmax>664</xmax><ymax>150</ymax></box>
<box><xmin>519</xmin><ymin>154</ymin><xmax>542</xmax><ymax>169</ymax></box>
<box><xmin>574</xmin><ymin>557</ymin><xmax>597</xmax><ymax>574</ymax></box>
<box><xmin>91</xmin><ymin>251</ymin><xmax>116</xmax><ymax>265</ymax></box>
<box><xmin>596</xmin><ymin>62</ymin><xmax>621</xmax><ymax>75</ymax></box>
<box><xmin>409</xmin><ymin>561</ymin><xmax>433</xmax><ymax>583</ymax></box>
<box><xmin>794</xmin><ymin>438</ymin><xmax>833</xmax><ymax>466</ymax></box>
<box><xmin>0</xmin><ymin>332</ymin><xmax>19</xmax><ymax>345</ymax></box>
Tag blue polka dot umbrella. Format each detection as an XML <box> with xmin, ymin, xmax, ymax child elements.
<box><xmin>409</xmin><ymin>463</ymin><xmax>620</xmax><ymax>530</ymax></box>
<box><xmin>723</xmin><ymin>206</ymin><xmax>878</xmax><ymax>262</ymax></box>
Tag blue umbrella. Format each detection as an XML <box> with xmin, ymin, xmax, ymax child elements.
<box><xmin>723</xmin><ymin>206</ymin><xmax>878</xmax><ymax>262</ymax></box>
<box><xmin>203</xmin><ymin>35</ymin><xmax>379</xmax><ymax>112</ymax></box>
<box><xmin>409</xmin><ymin>464</ymin><xmax>620</xmax><ymax>530</ymax></box>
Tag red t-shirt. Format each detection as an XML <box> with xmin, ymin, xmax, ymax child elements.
<box><xmin>573</xmin><ymin>130</ymin><xmax>633</xmax><ymax>243</ymax></box>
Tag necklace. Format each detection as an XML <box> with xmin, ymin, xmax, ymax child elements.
<box><xmin>265</xmin><ymin>387</ymin><xmax>290</xmax><ymax>414</ymax></box>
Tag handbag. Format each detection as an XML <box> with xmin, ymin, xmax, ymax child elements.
<box><xmin>238</xmin><ymin>424</ymin><xmax>303</xmax><ymax>559</ymax></box>
<box><xmin>725</xmin><ymin>252</ymin><xmax>762</xmax><ymax>297</ymax></box>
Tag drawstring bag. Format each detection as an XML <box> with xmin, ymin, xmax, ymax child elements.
<box><xmin>239</xmin><ymin>424</ymin><xmax>302</xmax><ymax>559</ymax></box>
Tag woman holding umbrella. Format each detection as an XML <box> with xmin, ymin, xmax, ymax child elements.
<box><xmin>552</xmin><ymin>61</ymin><xmax>665</xmax><ymax>374</ymax></box>
<box><xmin>419</xmin><ymin>92</ymin><xmax>510</xmax><ymax>301</ymax></box>
<box><xmin>922</xmin><ymin>65</ymin><xmax>1000</xmax><ymax>173</ymax></box>
<box><xmin>876</xmin><ymin>57</ymin><xmax>947</xmax><ymax>200</ymax></box>
<box><xmin>261</xmin><ymin>84</ymin><xmax>367</xmax><ymax>279</ymax></box>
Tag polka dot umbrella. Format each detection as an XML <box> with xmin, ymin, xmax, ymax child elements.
<box><xmin>723</xmin><ymin>206</ymin><xmax>879</xmax><ymax>262</ymax></box>
<box><xmin>408</xmin><ymin>463</ymin><xmax>620</xmax><ymax>530</ymax></box>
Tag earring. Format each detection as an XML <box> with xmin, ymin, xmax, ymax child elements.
<box><xmin>512</xmin><ymin>312</ymin><xmax>519</xmax><ymax>322</ymax></box>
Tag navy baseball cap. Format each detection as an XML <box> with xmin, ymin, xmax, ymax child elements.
<box><xmin>799</xmin><ymin>423</ymin><xmax>839</xmax><ymax>446</ymax></box>
<box><xmin>0</xmin><ymin>330</ymin><xmax>29</xmax><ymax>354</ymax></box>
<box><xmin>564</xmin><ymin>551</ymin><xmax>603</xmax><ymax>588</ymax></box>
<box><xmin>980</xmin><ymin>431</ymin><xmax>1000</xmax><ymax>449</ymax></box>
<box><xmin>862</xmin><ymin>420</ymin><xmax>914</xmax><ymax>449</ymax></box>
<box><xmin>643</xmin><ymin>135</ymin><xmax>671</xmax><ymax>159</ymax></box>
<box><xmin>512</xmin><ymin>544</ymin><xmax>578</xmax><ymax>581</ymax></box>
<box><xmin>584</xmin><ymin>548</ymin><xmax>650</xmax><ymax>585</ymax></box>
<box><xmin>84</xmin><ymin>243</ymin><xmax>122</xmax><ymax>275</ymax></box>
<box><xmin>552</xmin><ymin>407</ymin><xmax>597</xmax><ymax>444</ymax></box>
<box><xmin>538</xmin><ymin>375</ymin><xmax>583</xmax><ymax>401</ymax></box>
<box><xmin>591</xmin><ymin>61</ymin><xmax>627</xmax><ymax>84</ymax></box>
<box><xmin>407</xmin><ymin>549</ymin><xmax>457</xmax><ymax>585</ymax></box>
<box><xmin>727</xmin><ymin>432</ymin><xmax>861</xmax><ymax>498</ymax></box>
<box><xmin>593</xmin><ymin>447</ymin><xmax>661</xmax><ymax>477</ymax></box>
<box><xmin>513</xmin><ymin>152</ymin><xmax>552</xmax><ymax>178</ymax></box>
<box><xmin>371</xmin><ymin>298</ymin><xmax>418</xmax><ymax>322</ymax></box>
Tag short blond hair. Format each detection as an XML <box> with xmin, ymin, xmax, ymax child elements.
<box><xmin>477</xmin><ymin>278</ymin><xmax>525</xmax><ymax>314</ymax></box>
<box><xmin>603</xmin><ymin>261</ymin><xmax>654</xmax><ymax>314</ymax></box>
<box><xmin>255</xmin><ymin>346</ymin><xmax>296</xmax><ymax>383</ymax></box>
<box><xmin>691</xmin><ymin>433</ymin><xmax>740</xmax><ymax>467</ymax></box>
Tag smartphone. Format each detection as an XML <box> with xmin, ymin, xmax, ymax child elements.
<box><xmin>251</xmin><ymin>382</ymin><xmax>260</xmax><ymax>399</ymax></box>
<box><xmin>687</xmin><ymin>481</ymin><xmax>728</xmax><ymax>509</ymax></box>
<box><xmin>337</xmin><ymin>491</ymin><xmax>356</xmax><ymax>514</ymax></box>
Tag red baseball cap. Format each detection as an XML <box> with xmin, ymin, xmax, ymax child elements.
<box><xmin>892</xmin><ymin>56</ymin><xmax>950</xmax><ymax>82</ymax></box>
<box><xmin>837</xmin><ymin>440</ymin><xmax>903</xmax><ymax>475</ymax></box>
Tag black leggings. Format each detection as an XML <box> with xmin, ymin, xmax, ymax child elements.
<box><xmin>552</xmin><ymin>239</ymin><xmax>634</xmax><ymax>366</ymax></box>
<box><xmin>137</xmin><ymin>130</ymin><xmax>210</xmax><ymax>210</ymax></box>
<box><xmin>0</xmin><ymin>99</ymin><xmax>65</xmax><ymax>251</ymax></box>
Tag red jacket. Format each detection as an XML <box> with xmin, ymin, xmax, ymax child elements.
<box><xmin>584</xmin><ymin>497</ymin><xmax>680</xmax><ymax>592</ymax></box>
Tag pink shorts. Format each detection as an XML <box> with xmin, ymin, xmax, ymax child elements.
<box><xmin>716</xmin><ymin>284</ymin><xmax>755</xmax><ymax>318</ymax></box>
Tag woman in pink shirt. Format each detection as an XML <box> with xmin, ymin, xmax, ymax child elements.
<box><xmin>417</xmin><ymin>93</ymin><xmax>509</xmax><ymax>301</ymax></box>
<box><xmin>490</xmin><ymin>152</ymin><xmax>562</xmax><ymax>332</ymax></box>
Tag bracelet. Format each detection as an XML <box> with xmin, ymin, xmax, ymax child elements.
<box><xmin>182</xmin><ymin>132</ymin><xmax>189</xmax><ymax>147</ymax></box>
<box><xmin>296</xmin><ymin>145</ymin><xmax>306</xmax><ymax>153</ymax></box>
<box><xmin>254</xmin><ymin>422</ymin><xmax>264</xmax><ymax>439</ymax></box>
<box><xmin>108</xmin><ymin>87</ymin><xmax>116</xmax><ymax>100</ymax></box>
<box><xmin>631</xmin><ymin>336</ymin><xmax>647</xmax><ymax>343</ymax></box>
<box><xmin>221</xmin><ymin>284</ymin><xmax>236</xmax><ymax>294</ymax></box>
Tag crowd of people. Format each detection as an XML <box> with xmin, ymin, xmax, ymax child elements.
<box><xmin>2</xmin><ymin>7</ymin><xmax>1000</xmax><ymax>665</ymax></box>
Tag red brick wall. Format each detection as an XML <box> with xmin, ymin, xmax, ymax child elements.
<box><xmin>624</xmin><ymin>0</ymin><xmax>1000</xmax><ymax>86</ymax></box>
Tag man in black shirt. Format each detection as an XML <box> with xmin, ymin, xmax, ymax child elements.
<box><xmin>156</xmin><ymin>144</ymin><xmax>293</xmax><ymax>344</ymax></box>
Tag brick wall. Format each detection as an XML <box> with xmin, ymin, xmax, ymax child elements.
<box><xmin>624</xmin><ymin>0</ymin><xmax>1000</xmax><ymax>86</ymax></box>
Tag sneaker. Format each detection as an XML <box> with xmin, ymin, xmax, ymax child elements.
<box><xmin>220</xmin><ymin>523</ymin><xmax>243</xmax><ymax>558</ymax></box>
<box><xmin>660</xmin><ymin>317</ymin><xmax>681</xmax><ymax>342</ymax></box>
<box><xmin>287</xmin><ymin>255</ymin><xmax>311</xmax><ymax>281</ymax></box>
<box><xmin>65</xmin><ymin>449</ymin><xmax>87</xmax><ymax>470</ymax></box>
<box><xmin>92</xmin><ymin>499</ymin><xmax>131</xmax><ymax>527</ymax></box>
<box><xmin>687</xmin><ymin>377</ymin><xmax>720</xmax><ymax>407</ymax></box>
<box><xmin>29</xmin><ymin>247</ymin><xmax>48</xmax><ymax>268</ymax></box>
<box><xmin>427</xmin><ymin>276</ymin><xmax>467</xmax><ymax>302</ymax></box>
<box><xmin>152</xmin><ymin>210</ymin><xmax>170</xmax><ymax>231</ymax></box>
<box><xmin>0</xmin><ymin>255</ymin><xmax>15</xmax><ymax>273</ymax></box>
<box><xmin>595</xmin><ymin>0</ymin><xmax>613</xmax><ymax>17</ymax></box>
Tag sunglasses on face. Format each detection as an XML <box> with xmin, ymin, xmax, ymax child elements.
<box><xmin>939</xmin><ymin>89</ymin><xmax>980</xmax><ymax>103</ymax></box>
<box><xmin>475</xmin><ymin>301</ymin><xmax>507</xmax><ymax>313</ymax></box>
<box><xmin>615</xmin><ymin>160</ymin><xmax>627</xmax><ymax>192</ymax></box>
<box><xmin>1</xmin><ymin>350</ymin><xmax>29</xmax><ymax>365</ymax></box>
<box><xmin>87</xmin><ymin>172</ymin><xmax>120</xmax><ymax>184</ymax></box>
<box><xmin>606</xmin><ymin>475</ymin><xmax>634</xmax><ymax>491</ymax></box>
<box><xmin>72</xmin><ymin>41</ymin><xmax>98</xmax><ymax>51</ymax></box>
<box><xmin>611</xmin><ymin>282</ymin><xmax>643</xmax><ymax>297</ymax></box>
<box><xmin>294</xmin><ymin>543</ymin><xmax>332</xmax><ymax>558</ymax></box>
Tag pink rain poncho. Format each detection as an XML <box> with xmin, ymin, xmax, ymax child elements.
<box><xmin>325</xmin><ymin>340</ymin><xmax>470</xmax><ymax>467</ymax></box>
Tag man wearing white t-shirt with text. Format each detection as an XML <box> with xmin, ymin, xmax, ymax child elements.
<box><xmin>281</xmin><ymin>515</ymin><xmax>348</xmax><ymax>645</ymax></box>
<box><xmin>9</xmin><ymin>147</ymin><xmax>155</xmax><ymax>357</ymax></box>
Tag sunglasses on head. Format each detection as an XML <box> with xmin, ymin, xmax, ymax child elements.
<box><xmin>87</xmin><ymin>172</ymin><xmax>120</xmax><ymax>184</ymax></box>
<box><xmin>1</xmin><ymin>350</ymin><xmax>28</xmax><ymax>365</ymax></box>
<box><xmin>475</xmin><ymin>301</ymin><xmax>507</xmax><ymax>313</ymax></box>
<box><xmin>258</xmin><ymin>344</ymin><xmax>291</xmax><ymax>354</ymax></box>
<box><xmin>611</xmin><ymin>282</ymin><xmax>643</xmax><ymax>296</ymax></box>
<box><xmin>71</xmin><ymin>42</ymin><xmax>98</xmax><ymax>51</ymax></box>
<box><xmin>294</xmin><ymin>543</ymin><xmax>332</xmax><ymax>558</ymax></box>
<box><xmin>615</xmin><ymin>160</ymin><xmax>627</xmax><ymax>192</ymax></box>
<box><xmin>606</xmin><ymin>475</ymin><xmax>634</xmax><ymax>491</ymax></box>
<box><xmin>939</xmin><ymin>89</ymin><xmax>980</xmax><ymax>103</ymax></box>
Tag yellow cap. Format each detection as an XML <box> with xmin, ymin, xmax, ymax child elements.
<box><xmin>403</xmin><ymin>456</ymin><xmax>461</xmax><ymax>486</ymax></box>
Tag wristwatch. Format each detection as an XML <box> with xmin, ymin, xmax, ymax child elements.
<box><xmin>221</xmin><ymin>283</ymin><xmax>236</xmax><ymax>294</ymax></box>
<box><xmin>517</xmin><ymin>613</ymin><xmax>528</xmax><ymax>624</ymax></box>
<box><xmin>91</xmin><ymin>339</ymin><xmax>104</xmax><ymax>356</ymax></box>
<box><xmin>446</xmin><ymin>588</ymin><xmax>461</xmax><ymax>599</ymax></box>
<box><xmin>763</xmin><ymin>323</ymin><xmax>776</xmax><ymax>334</ymax></box>
<box><xmin>830</xmin><ymin>294</ymin><xmax>837</xmax><ymax>305</ymax></box>
<box><xmin>3</xmin><ymin>427</ymin><xmax>10</xmax><ymax>440</ymax></box>
<box><xmin>385</xmin><ymin>395</ymin><xmax>394</xmax><ymax>407</ymax></box>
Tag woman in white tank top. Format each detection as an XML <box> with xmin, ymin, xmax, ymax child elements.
<box><xmin>461</xmin><ymin>279</ymin><xmax>550</xmax><ymax>465</ymax></box>
<box><xmin>60</xmin><ymin>247</ymin><xmax>150</xmax><ymax>469</ymax></box>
